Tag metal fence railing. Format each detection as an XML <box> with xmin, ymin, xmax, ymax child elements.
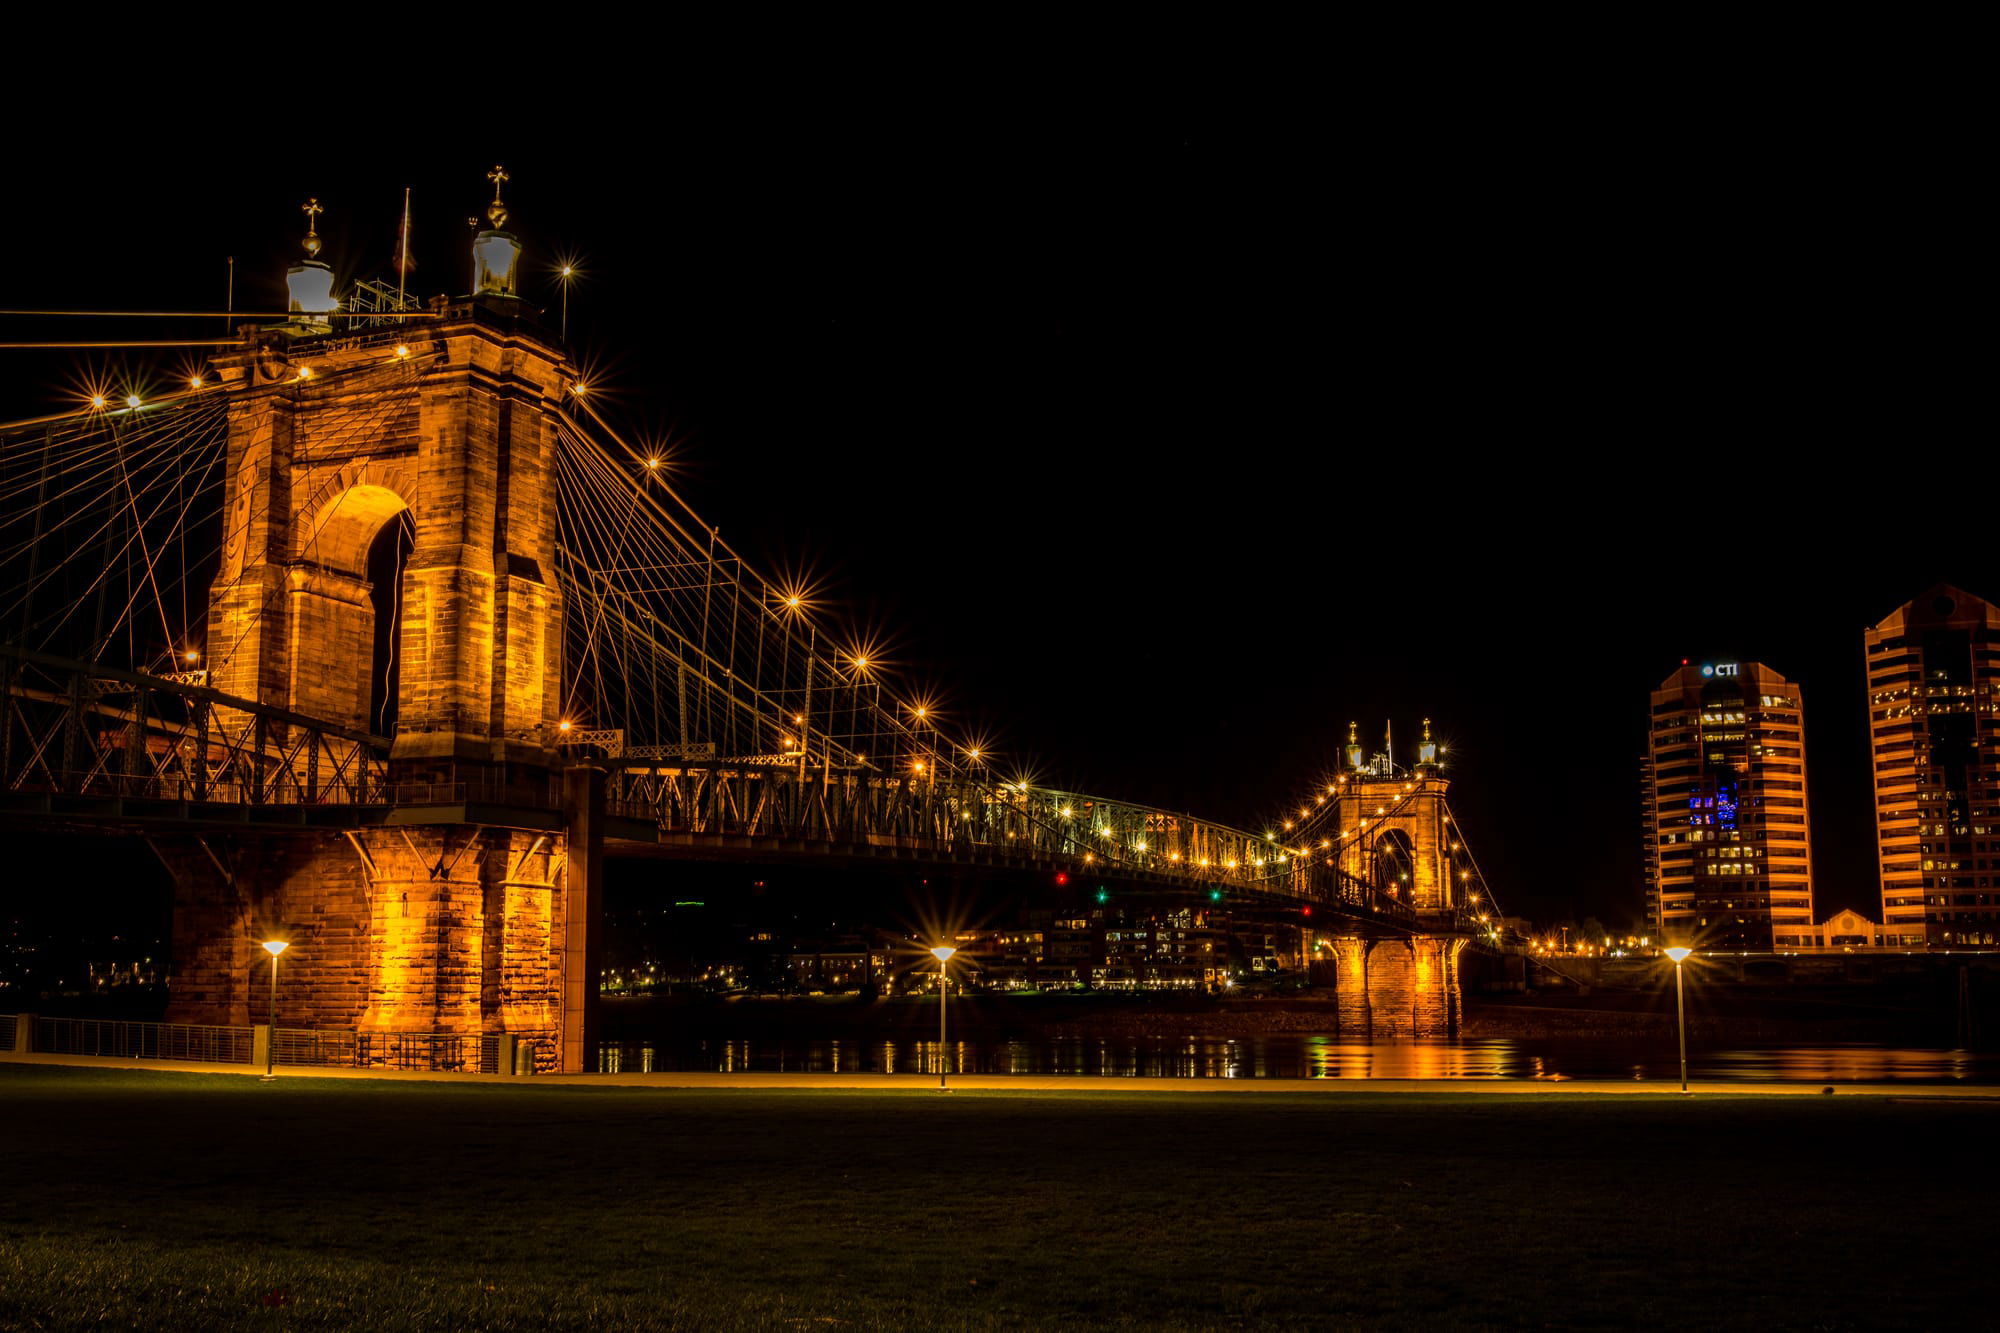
<box><xmin>275</xmin><ymin>1028</ymin><xmax>485</xmax><ymax>1072</ymax></box>
<box><xmin>12</xmin><ymin>1014</ymin><xmax>536</xmax><ymax>1074</ymax></box>
<box><xmin>34</xmin><ymin>1016</ymin><xmax>252</xmax><ymax>1064</ymax></box>
<box><xmin>273</xmin><ymin>1027</ymin><xmax>356</xmax><ymax>1067</ymax></box>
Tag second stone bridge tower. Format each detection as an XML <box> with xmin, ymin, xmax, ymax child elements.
<box><xmin>1307</xmin><ymin>719</ymin><xmax>1471</xmax><ymax>1036</ymax></box>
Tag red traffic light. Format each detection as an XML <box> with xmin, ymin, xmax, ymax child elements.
<box><xmin>1055</xmin><ymin>872</ymin><xmax>1069</xmax><ymax>886</ymax></box>
<box><xmin>1301</xmin><ymin>906</ymin><xmax>1313</xmax><ymax>917</ymax></box>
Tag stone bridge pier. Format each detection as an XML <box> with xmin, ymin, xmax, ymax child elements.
<box><xmin>159</xmin><ymin>769</ymin><xmax>604</xmax><ymax>1073</ymax></box>
<box><xmin>1324</xmin><ymin>934</ymin><xmax>1465</xmax><ymax>1038</ymax></box>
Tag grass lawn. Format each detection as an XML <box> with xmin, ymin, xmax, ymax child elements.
<box><xmin>1</xmin><ymin>1065</ymin><xmax>1994</xmax><ymax>1328</ymax></box>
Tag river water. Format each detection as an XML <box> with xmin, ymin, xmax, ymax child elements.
<box><xmin>596</xmin><ymin>1034</ymin><xmax>2000</xmax><ymax>1083</ymax></box>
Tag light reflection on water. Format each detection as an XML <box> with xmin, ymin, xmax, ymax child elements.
<box><xmin>595</xmin><ymin>1035</ymin><xmax>2000</xmax><ymax>1083</ymax></box>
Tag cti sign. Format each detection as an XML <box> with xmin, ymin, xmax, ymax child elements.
<box><xmin>1700</xmin><ymin>663</ymin><xmax>1739</xmax><ymax>678</ymax></box>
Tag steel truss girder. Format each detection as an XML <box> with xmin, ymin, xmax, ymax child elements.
<box><xmin>604</xmin><ymin>763</ymin><xmax>1415</xmax><ymax>926</ymax></box>
<box><xmin>0</xmin><ymin>646</ymin><xmax>388</xmax><ymax>807</ymax></box>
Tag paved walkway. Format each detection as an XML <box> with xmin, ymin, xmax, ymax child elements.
<box><xmin>5</xmin><ymin>1049</ymin><xmax>1997</xmax><ymax>1097</ymax></box>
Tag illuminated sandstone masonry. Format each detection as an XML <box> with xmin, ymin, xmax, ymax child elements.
<box><xmin>160</xmin><ymin>182</ymin><xmax>603</xmax><ymax>1071</ymax></box>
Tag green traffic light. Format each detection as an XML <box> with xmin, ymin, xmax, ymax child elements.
<box><xmin>1209</xmin><ymin>890</ymin><xmax>1222</xmax><ymax>902</ymax></box>
<box><xmin>1095</xmin><ymin>888</ymin><xmax>1108</xmax><ymax>904</ymax></box>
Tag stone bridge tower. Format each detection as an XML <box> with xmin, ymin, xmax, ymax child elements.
<box><xmin>204</xmin><ymin>274</ymin><xmax>565</xmax><ymax>773</ymax></box>
<box><xmin>164</xmin><ymin>185</ymin><xmax>603</xmax><ymax>1072</ymax></box>
<box><xmin>1315</xmin><ymin>720</ymin><xmax>1468</xmax><ymax>1037</ymax></box>
<box><xmin>1329</xmin><ymin>719</ymin><xmax>1458</xmax><ymax>913</ymax></box>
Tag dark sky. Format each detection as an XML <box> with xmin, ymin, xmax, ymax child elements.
<box><xmin>1</xmin><ymin>93</ymin><xmax>1984</xmax><ymax>928</ymax></box>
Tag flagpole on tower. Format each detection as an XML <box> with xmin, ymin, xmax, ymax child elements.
<box><xmin>397</xmin><ymin>188</ymin><xmax>412</xmax><ymax>308</ymax></box>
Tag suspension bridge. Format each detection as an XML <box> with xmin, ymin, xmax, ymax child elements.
<box><xmin>0</xmin><ymin>181</ymin><xmax>1499</xmax><ymax>1069</ymax></box>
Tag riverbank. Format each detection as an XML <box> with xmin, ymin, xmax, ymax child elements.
<box><xmin>4</xmin><ymin>1062</ymin><xmax>1995</xmax><ymax>1328</ymax></box>
<box><xmin>603</xmin><ymin>980</ymin><xmax>1974</xmax><ymax>1048</ymax></box>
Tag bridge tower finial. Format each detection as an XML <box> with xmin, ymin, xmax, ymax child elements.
<box><xmin>1344</xmin><ymin>720</ymin><xmax>1364</xmax><ymax>772</ymax></box>
<box><xmin>300</xmin><ymin>198</ymin><xmax>324</xmax><ymax>258</ymax></box>
<box><xmin>1416</xmin><ymin>716</ymin><xmax>1439</xmax><ymax>769</ymax></box>
<box><xmin>285</xmin><ymin>197</ymin><xmax>338</xmax><ymax>327</ymax></box>
<box><xmin>473</xmin><ymin>165</ymin><xmax>522</xmax><ymax>299</ymax></box>
<box><xmin>486</xmin><ymin>164</ymin><xmax>510</xmax><ymax>228</ymax></box>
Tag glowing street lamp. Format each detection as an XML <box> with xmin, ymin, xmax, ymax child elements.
<box><xmin>261</xmin><ymin>940</ymin><xmax>289</xmax><ymax>1080</ymax></box>
<box><xmin>1664</xmin><ymin>946</ymin><xmax>1693</xmax><ymax>1093</ymax></box>
<box><xmin>930</xmin><ymin>945</ymin><xmax>956</xmax><ymax>1090</ymax></box>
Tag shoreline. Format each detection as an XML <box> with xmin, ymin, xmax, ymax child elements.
<box><xmin>600</xmin><ymin>984</ymin><xmax>1974</xmax><ymax>1048</ymax></box>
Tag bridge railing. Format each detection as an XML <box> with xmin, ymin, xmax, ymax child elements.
<box><xmin>3</xmin><ymin>769</ymin><xmax>390</xmax><ymax>806</ymax></box>
<box><xmin>384</xmin><ymin>777</ymin><xmax>561</xmax><ymax>810</ymax></box>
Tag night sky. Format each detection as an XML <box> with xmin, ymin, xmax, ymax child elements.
<box><xmin>2</xmin><ymin>101</ymin><xmax>1984</xmax><ymax>929</ymax></box>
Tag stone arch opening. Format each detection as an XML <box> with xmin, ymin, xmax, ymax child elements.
<box><xmin>366</xmin><ymin>512</ymin><xmax>416</xmax><ymax>734</ymax></box>
<box><xmin>1373</xmin><ymin>828</ymin><xmax>1416</xmax><ymax>899</ymax></box>
<box><xmin>290</xmin><ymin>483</ymin><xmax>413</xmax><ymax>736</ymax></box>
<box><xmin>299</xmin><ymin>483</ymin><xmax>410</xmax><ymax>580</ymax></box>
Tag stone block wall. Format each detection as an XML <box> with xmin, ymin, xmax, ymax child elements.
<box><xmin>285</xmin><ymin>568</ymin><xmax>375</xmax><ymax>735</ymax></box>
<box><xmin>163</xmin><ymin>826</ymin><xmax>571</xmax><ymax>1070</ymax></box>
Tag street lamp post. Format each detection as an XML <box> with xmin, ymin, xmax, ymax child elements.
<box><xmin>261</xmin><ymin>940</ymin><xmax>289</xmax><ymax>1080</ymax></box>
<box><xmin>930</xmin><ymin>945</ymin><xmax>956</xmax><ymax>1090</ymax></box>
<box><xmin>1664</xmin><ymin>946</ymin><xmax>1692</xmax><ymax>1093</ymax></box>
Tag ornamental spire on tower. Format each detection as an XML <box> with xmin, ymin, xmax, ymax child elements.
<box><xmin>1416</xmin><ymin>716</ymin><xmax>1439</xmax><ymax>768</ymax></box>
<box><xmin>1345</xmin><ymin>720</ymin><xmax>1364</xmax><ymax>772</ymax></box>
<box><xmin>487</xmin><ymin>164</ymin><xmax>510</xmax><ymax>227</ymax></box>
<box><xmin>301</xmin><ymin>198</ymin><xmax>324</xmax><ymax>257</ymax></box>
<box><xmin>473</xmin><ymin>164</ymin><xmax>521</xmax><ymax>298</ymax></box>
<box><xmin>286</xmin><ymin>197</ymin><xmax>337</xmax><ymax>329</ymax></box>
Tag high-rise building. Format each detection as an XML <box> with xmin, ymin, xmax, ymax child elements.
<box><xmin>1865</xmin><ymin>585</ymin><xmax>2000</xmax><ymax>948</ymax></box>
<box><xmin>1644</xmin><ymin>661</ymin><xmax>1814</xmax><ymax>949</ymax></box>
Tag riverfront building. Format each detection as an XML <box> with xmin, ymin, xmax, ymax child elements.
<box><xmin>1866</xmin><ymin>585</ymin><xmax>2000</xmax><ymax>947</ymax></box>
<box><xmin>1645</xmin><ymin>661</ymin><xmax>1815</xmax><ymax>949</ymax></box>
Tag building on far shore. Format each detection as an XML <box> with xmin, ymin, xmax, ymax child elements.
<box><xmin>1866</xmin><ymin>585</ymin><xmax>2000</xmax><ymax>948</ymax></box>
<box><xmin>784</xmin><ymin>936</ymin><xmax>892</xmax><ymax>992</ymax></box>
<box><xmin>1644</xmin><ymin>660</ymin><xmax>1815</xmax><ymax>950</ymax></box>
<box><xmin>1783</xmin><ymin>908</ymin><xmax>1894</xmax><ymax>951</ymax></box>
